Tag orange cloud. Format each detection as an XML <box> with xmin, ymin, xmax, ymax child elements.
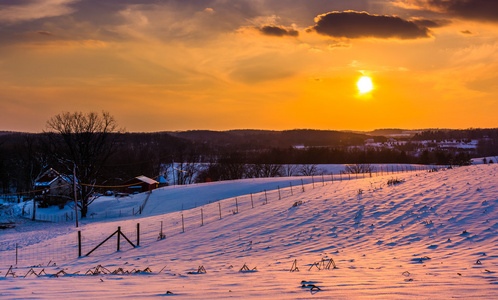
<box><xmin>0</xmin><ymin>0</ymin><xmax>77</xmax><ymax>24</ymax></box>
<box><xmin>258</xmin><ymin>25</ymin><xmax>299</xmax><ymax>37</ymax></box>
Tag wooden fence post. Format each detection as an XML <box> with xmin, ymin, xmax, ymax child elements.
<box><xmin>251</xmin><ymin>193</ymin><xmax>254</xmax><ymax>208</ymax></box>
<box><xmin>182</xmin><ymin>214</ymin><xmax>185</xmax><ymax>233</ymax></box>
<box><xmin>201</xmin><ymin>208</ymin><xmax>204</xmax><ymax>226</ymax></box>
<box><xmin>312</xmin><ymin>176</ymin><xmax>315</xmax><ymax>189</ymax></box>
<box><xmin>290</xmin><ymin>182</ymin><xmax>293</xmax><ymax>195</ymax></box>
<box><xmin>117</xmin><ymin>226</ymin><xmax>121</xmax><ymax>252</ymax></box>
<box><xmin>78</xmin><ymin>231</ymin><xmax>82</xmax><ymax>257</ymax></box>
<box><xmin>264</xmin><ymin>190</ymin><xmax>268</xmax><ymax>204</ymax></box>
<box><xmin>160</xmin><ymin>221</ymin><xmax>164</xmax><ymax>240</ymax></box>
<box><xmin>219</xmin><ymin>202</ymin><xmax>222</xmax><ymax>219</ymax></box>
<box><xmin>137</xmin><ymin>223</ymin><xmax>140</xmax><ymax>246</ymax></box>
<box><xmin>301</xmin><ymin>179</ymin><xmax>305</xmax><ymax>192</ymax></box>
<box><xmin>236</xmin><ymin>198</ymin><xmax>239</xmax><ymax>213</ymax></box>
<box><xmin>278</xmin><ymin>186</ymin><xmax>281</xmax><ymax>200</ymax></box>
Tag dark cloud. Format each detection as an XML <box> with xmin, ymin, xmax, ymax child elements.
<box><xmin>259</xmin><ymin>25</ymin><xmax>299</xmax><ymax>37</ymax></box>
<box><xmin>411</xmin><ymin>18</ymin><xmax>450</xmax><ymax>28</ymax></box>
<box><xmin>308</xmin><ymin>11</ymin><xmax>431</xmax><ymax>39</ymax></box>
<box><xmin>36</xmin><ymin>31</ymin><xmax>53</xmax><ymax>36</ymax></box>
<box><xmin>440</xmin><ymin>0</ymin><xmax>498</xmax><ymax>22</ymax></box>
<box><xmin>401</xmin><ymin>0</ymin><xmax>498</xmax><ymax>22</ymax></box>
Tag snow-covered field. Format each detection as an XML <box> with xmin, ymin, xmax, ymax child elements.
<box><xmin>1</xmin><ymin>164</ymin><xmax>497</xmax><ymax>299</ymax></box>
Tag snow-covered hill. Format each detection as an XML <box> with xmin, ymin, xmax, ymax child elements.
<box><xmin>1</xmin><ymin>164</ymin><xmax>497</xmax><ymax>299</ymax></box>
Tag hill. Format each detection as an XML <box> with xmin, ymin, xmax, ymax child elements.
<box><xmin>0</xmin><ymin>164</ymin><xmax>497</xmax><ymax>298</ymax></box>
<box><xmin>168</xmin><ymin>129</ymin><xmax>378</xmax><ymax>149</ymax></box>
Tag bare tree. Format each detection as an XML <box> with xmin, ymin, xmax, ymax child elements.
<box><xmin>45</xmin><ymin>111</ymin><xmax>118</xmax><ymax>218</ymax></box>
<box><xmin>261</xmin><ymin>164</ymin><xmax>282</xmax><ymax>177</ymax></box>
<box><xmin>343</xmin><ymin>164</ymin><xmax>373</xmax><ymax>174</ymax></box>
<box><xmin>246</xmin><ymin>163</ymin><xmax>282</xmax><ymax>178</ymax></box>
<box><xmin>246</xmin><ymin>163</ymin><xmax>262</xmax><ymax>178</ymax></box>
<box><xmin>19</xmin><ymin>134</ymin><xmax>49</xmax><ymax>192</ymax></box>
<box><xmin>283</xmin><ymin>164</ymin><xmax>299</xmax><ymax>177</ymax></box>
<box><xmin>299</xmin><ymin>164</ymin><xmax>319</xmax><ymax>176</ymax></box>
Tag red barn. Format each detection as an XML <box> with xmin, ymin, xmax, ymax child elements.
<box><xmin>123</xmin><ymin>176</ymin><xmax>158</xmax><ymax>194</ymax></box>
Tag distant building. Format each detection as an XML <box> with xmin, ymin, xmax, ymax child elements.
<box><xmin>156</xmin><ymin>175</ymin><xmax>169</xmax><ymax>188</ymax></box>
<box><xmin>123</xmin><ymin>176</ymin><xmax>159</xmax><ymax>194</ymax></box>
<box><xmin>33</xmin><ymin>168</ymin><xmax>73</xmax><ymax>207</ymax></box>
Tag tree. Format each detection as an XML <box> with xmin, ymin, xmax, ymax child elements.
<box><xmin>343</xmin><ymin>164</ymin><xmax>373</xmax><ymax>174</ymax></box>
<box><xmin>45</xmin><ymin>111</ymin><xmax>118</xmax><ymax>218</ymax></box>
<box><xmin>283</xmin><ymin>164</ymin><xmax>299</xmax><ymax>176</ymax></box>
<box><xmin>299</xmin><ymin>164</ymin><xmax>320</xmax><ymax>176</ymax></box>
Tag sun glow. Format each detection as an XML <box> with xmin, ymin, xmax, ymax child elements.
<box><xmin>357</xmin><ymin>76</ymin><xmax>374</xmax><ymax>94</ymax></box>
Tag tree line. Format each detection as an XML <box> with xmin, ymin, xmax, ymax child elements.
<box><xmin>1</xmin><ymin>112</ymin><xmax>496</xmax><ymax>217</ymax></box>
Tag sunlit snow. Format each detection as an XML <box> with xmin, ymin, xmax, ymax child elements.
<box><xmin>1</xmin><ymin>164</ymin><xmax>497</xmax><ymax>298</ymax></box>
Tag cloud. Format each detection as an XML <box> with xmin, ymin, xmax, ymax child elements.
<box><xmin>328</xmin><ymin>42</ymin><xmax>352</xmax><ymax>49</ymax></box>
<box><xmin>37</xmin><ymin>31</ymin><xmax>54</xmax><ymax>36</ymax></box>
<box><xmin>460</xmin><ymin>30</ymin><xmax>473</xmax><ymax>35</ymax></box>
<box><xmin>394</xmin><ymin>0</ymin><xmax>498</xmax><ymax>22</ymax></box>
<box><xmin>259</xmin><ymin>25</ymin><xmax>299</xmax><ymax>37</ymax></box>
<box><xmin>229</xmin><ymin>52</ymin><xmax>299</xmax><ymax>83</ymax></box>
<box><xmin>308</xmin><ymin>11</ymin><xmax>432</xmax><ymax>39</ymax></box>
<box><xmin>411</xmin><ymin>18</ymin><xmax>451</xmax><ymax>28</ymax></box>
<box><xmin>0</xmin><ymin>0</ymin><xmax>78</xmax><ymax>24</ymax></box>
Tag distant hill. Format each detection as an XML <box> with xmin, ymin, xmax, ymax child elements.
<box><xmin>168</xmin><ymin>129</ymin><xmax>381</xmax><ymax>149</ymax></box>
<box><xmin>0</xmin><ymin>131</ymin><xmax>17</xmax><ymax>136</ymax></box>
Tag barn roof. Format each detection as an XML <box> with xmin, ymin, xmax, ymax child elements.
<box><xmin>34</xmin><ymin>168</ymin><xmax>72</xmax><ymax>187</ymax></box>
<box><xmin>135</xmin><ymin>176</ymin><xmax>158</xmax><ymax>185</ymax></box>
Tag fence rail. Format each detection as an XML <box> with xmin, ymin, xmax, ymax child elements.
<box><xmin>1</xmin><ymin>164</ymin><xmax>441</xmax><ymax>267</ymax></box>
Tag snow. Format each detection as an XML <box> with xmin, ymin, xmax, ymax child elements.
<box><xmin>1</xmin><ymin>164</ymin><xmax>497</xmax><ymax>298</ymax></box>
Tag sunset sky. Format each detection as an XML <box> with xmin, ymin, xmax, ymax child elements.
<box><xmin>1</xmin><ymin>0</ymin><xmax>497</xmax><ymax>132</ymax></box>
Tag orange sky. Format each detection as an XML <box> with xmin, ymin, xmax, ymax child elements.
<box><xmin>0</xmin><ymin>0</ymin><xmax>497</xmax><ymax>132</ymax></box>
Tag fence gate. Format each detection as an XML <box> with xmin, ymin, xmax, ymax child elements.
<box><xmin>80</xmin><ymin>224</ymin><xmax>139</xmax><ymax>257</ymax></box>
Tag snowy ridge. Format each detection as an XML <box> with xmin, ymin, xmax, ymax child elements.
<box><xmin>1</xmin><ymin>164</ymin><xmax>497</xmax><ymax>299</ymax></box>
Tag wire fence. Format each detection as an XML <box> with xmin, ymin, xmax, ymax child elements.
<box><xmin>0</xmin><ymin>164</ymin><xmax>440</xmax><ymax>268</ymax></box>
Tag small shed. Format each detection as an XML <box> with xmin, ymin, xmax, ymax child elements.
<box><xmin>123</xmin><ymin>176</ymin><xmax>158</xmax><ymax>194</ymax></box>
<box><xmin>156</xmin><ymin>175</ymin><xmax>169</xmax><ymax>188</ymax></box>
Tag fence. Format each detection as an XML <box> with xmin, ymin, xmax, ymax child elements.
<box><xmin>0</xmin><ymin>195</ymin><xmax>23</xmax><ymax>203</ymax></box>
<box><xmin>0</xmin><ymin>164</ymin><xmax>442</xmax><ymax>267</ymax></box>
<box><xmin>15</xmin><ymin>164</ymin><xmax>437</xmax><ymax>224</ymax></box>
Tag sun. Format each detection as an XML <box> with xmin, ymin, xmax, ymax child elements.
<box><xmin>357</xmin><ymin>76</ymin><xmax>374</xmax><ymax>94</ymax></box>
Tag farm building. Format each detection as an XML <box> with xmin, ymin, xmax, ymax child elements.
<box><xmin>33</xmin><ymin>168</ymin><xmax>73</xmax><ymax>207</ymax></box>
<box><xmin>123</xmin><ymin>176</ymin><xmax>159</xmax><ymax>194</ymax></box>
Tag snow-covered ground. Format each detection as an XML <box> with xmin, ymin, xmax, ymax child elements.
<box><xmin>1</xmin><ymin>164</ymin><xmax>497</xmax><ymax>299</ymax></box>
<box><xmin>13</xmin><ymin>163</ymin><xmax>431</xmax><ymax>222</ymax></box>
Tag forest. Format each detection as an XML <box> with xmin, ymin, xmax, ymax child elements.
<box><xmin>1</xmin><ymin>128</ymin><xmax>497</xmax><ymax>196</ymax></box>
